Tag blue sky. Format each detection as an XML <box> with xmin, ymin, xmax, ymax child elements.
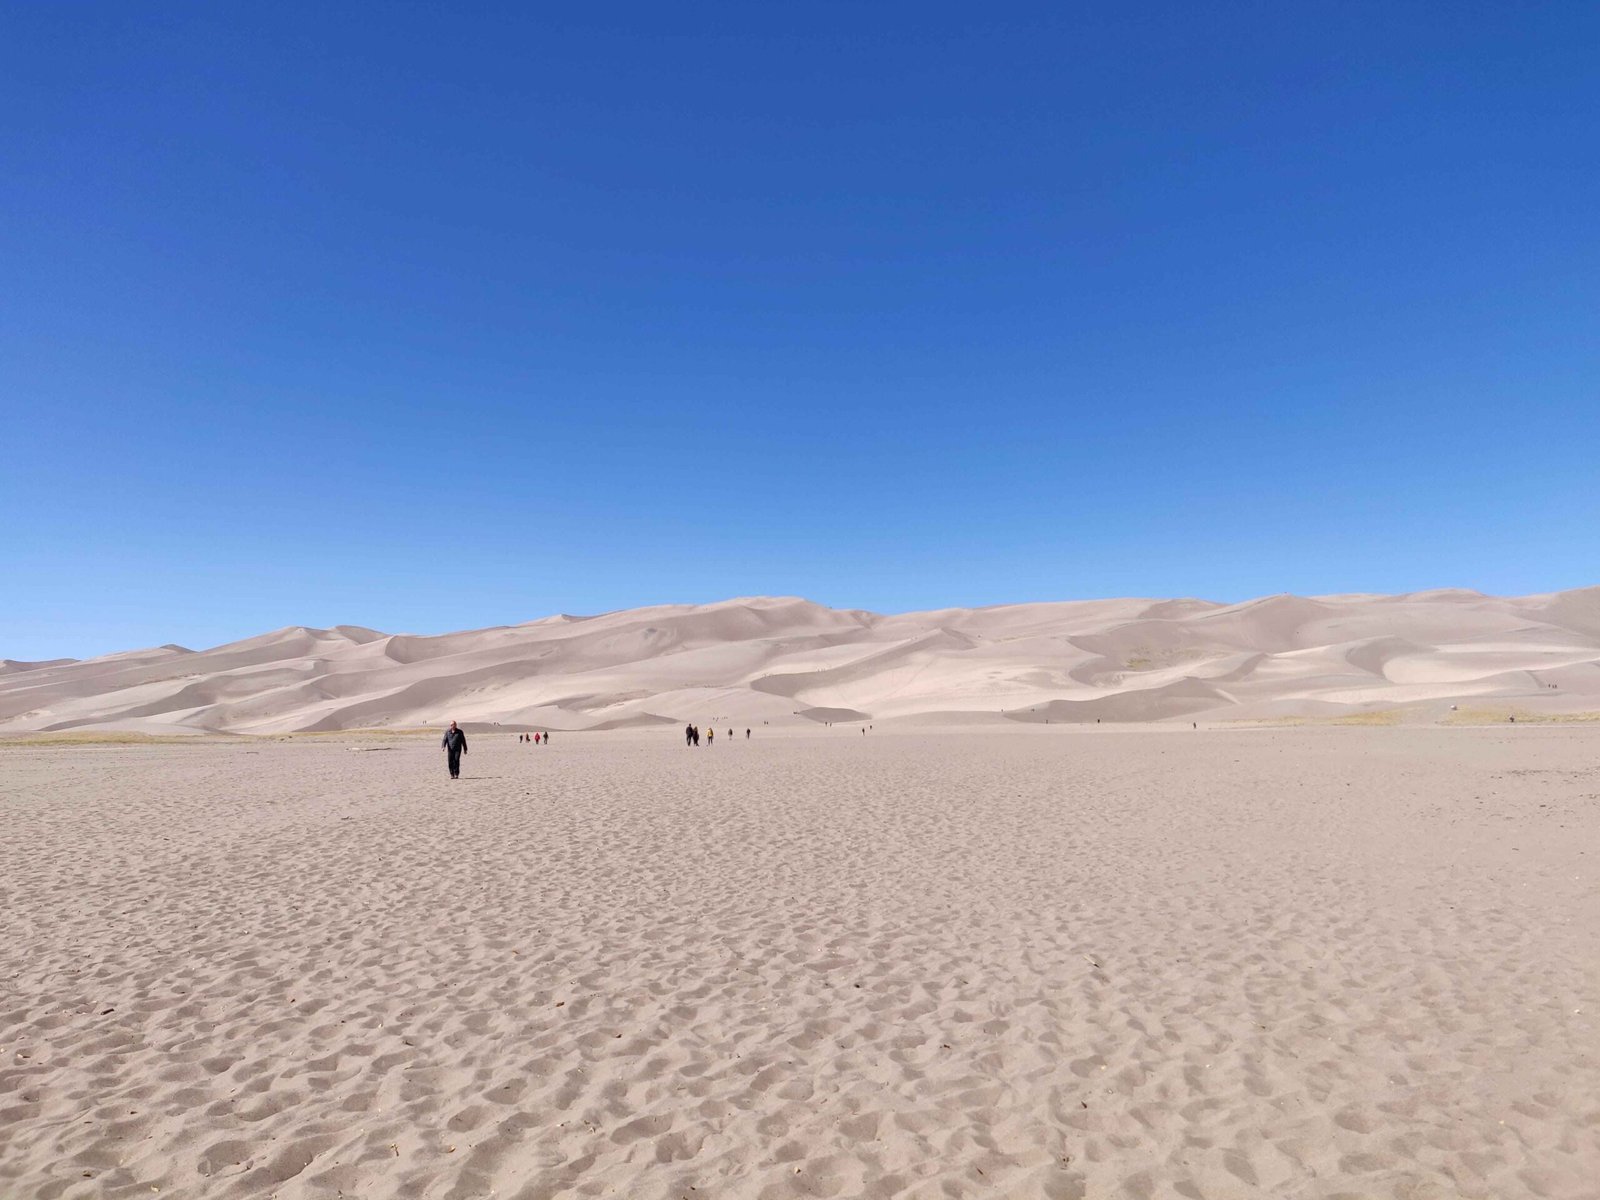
<box><xmin>3</xmin><ymin>2</ymin><xmax>1597</xmax><ymax>660</ymax></box>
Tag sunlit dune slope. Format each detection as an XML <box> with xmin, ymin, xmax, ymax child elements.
<box><xmin>4</xmin><ymin>589</ymin><xmax>1598</xmax><ymax>733</ymax></box>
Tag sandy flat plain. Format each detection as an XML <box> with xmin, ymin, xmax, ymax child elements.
<box><xmin>2</xmin><ymin>726</ymin><xmax>1597</xmax><ymax>1200</ymax></box>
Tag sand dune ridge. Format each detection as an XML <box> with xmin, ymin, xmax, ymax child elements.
<box><xmin>4</xmin><ymin>589</ymin><xmax>1598</xmax><ymax>734</ymax></box>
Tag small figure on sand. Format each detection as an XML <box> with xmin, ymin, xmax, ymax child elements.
<box><xmin>685</xmin><ymin>723</ymin><xmax>695</xmax><ymax>747</ymax></box>
<box><xmin>746</xmin><ymin>728</ymin><xmax>750</xmax><ymax>739</ymax></box>
<box><xmin>707</xmin><ymin>727</ymin><xmax>715</xmax><ymax>746</ymax></box>
<box><xmin>442</xmin><ymin>721</ymin><xmax>468</xmax><ymax>779</ymax></box>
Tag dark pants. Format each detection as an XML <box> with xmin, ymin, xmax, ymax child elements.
<box><xmin>447</xmin><ymin>750</ymin><xmax>462</xmax><ymax>778</ymax></box>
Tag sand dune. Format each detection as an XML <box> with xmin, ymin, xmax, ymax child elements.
<box><xmin>4</xmin><ymin>589</ymin><xmax>1599</xmax><ymax>734</ymax></box>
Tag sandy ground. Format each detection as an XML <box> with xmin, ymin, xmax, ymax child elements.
<box><xmin>1</xmin><ymin>727</ymin><xmax>1596</xmax><ymax>1200</ymax></box>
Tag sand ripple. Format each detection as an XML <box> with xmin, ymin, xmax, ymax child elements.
<box><xmin>1</xmin><ymin>728</ymin><xmax>1596</xmax><ymax>1198</ymax></box>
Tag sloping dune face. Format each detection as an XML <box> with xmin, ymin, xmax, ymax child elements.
<box><xmin>4</xmin><ymin>590</ymin><xmax>1599</xmax><ymax>733</ymax></box>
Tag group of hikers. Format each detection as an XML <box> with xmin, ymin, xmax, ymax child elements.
<box><xmin>440</xmin><ymin>722</ymin><xmax>556</xmax><ymax>779</ymax></box>
<box><xmin>684</xmin><ymin>724</ymin><xmax>750</xmax><ymax>746</ymax></box>
<box><xmin>444</xmin><ymin>718</ymin><xmax>776</xmax><ymax>778</ymax></box>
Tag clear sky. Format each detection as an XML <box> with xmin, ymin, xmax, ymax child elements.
<box><xmin>3</xmin><ymin>2</ymin><xmax>1597</xmax><ymax>660</ymax></box>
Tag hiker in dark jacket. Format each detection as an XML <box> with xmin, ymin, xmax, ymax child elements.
<box><xmin>441</xmin><ymin>721</ymin><xmax>468</xmax><ymax>779</ymax></box>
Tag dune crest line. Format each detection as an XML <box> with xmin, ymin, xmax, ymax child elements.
<box><xmin>4</xmin><ymin>589</ymin><xmax>1599</xmax><ymax>734</ymax></box>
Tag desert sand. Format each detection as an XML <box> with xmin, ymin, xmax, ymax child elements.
<box><xmin>2</xmin><ymin>725</ymin><xmax>1596</xmax><ymax>1199</ymax></box>
<box><xmin>4</xmin><ymin>589</ymin><xmax>1600</xmax><ymax>735</ymax></box>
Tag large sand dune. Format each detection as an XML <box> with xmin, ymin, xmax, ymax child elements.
<box><xmin>4</xmin><ymin>590</ymin><xmax>1599</xmax><ymax>734</ymax></box>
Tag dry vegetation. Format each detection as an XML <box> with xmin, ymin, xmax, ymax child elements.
<box><xmin>1442</xmin><ymin>707</ymin><xmax>1600</xmax><ymax>725</ymax></box>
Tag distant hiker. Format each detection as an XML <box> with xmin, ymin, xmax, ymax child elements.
<box><xmin>707</xmin><ymin>728</ymin><xmax>715</xmax><ymax>746</ymax></box>
<box><xmin>544</xmin><ymin>731</ymin><xmax>551</xmax><ymax>745</ymax></box>
<box><xmin>727</xmin><ymin>728</ymin><xmax>733</xmax><ymax>739</ymax></box>
<box><xmin>745</xmin><ymin>728</ymin><xmax>750</xmax><ymax>739</ymax></box>
<box><xmin>685</xmin><ymin>723</ymin><xmax>695</xmax><ymax>747</ymax></box>
<box><xmin>441</xmin><ymin>721</ymin><xmax>468</xmax><ymax>779</ymax></box>
<box><xmin>534</xmin><ymin>732</ymin><xmax>541</xmax><ymax>745</ymax></box>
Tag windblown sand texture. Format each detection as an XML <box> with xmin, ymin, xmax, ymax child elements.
<box><xmin>2</xmin><ymin>726</ymin><xmax>1596</xmax><ymax>1198</ymax></box>
<box><xmin>4</xmin><ymin>589</ymin><xmax>1600</xmax><ymax>734</ymax></box>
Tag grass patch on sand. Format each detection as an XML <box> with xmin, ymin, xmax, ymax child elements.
<box><xmin>1120</xmin><ymin>647</ymin><xmax>1202</xmax><ymax>673</ymax></box>
<box><xmin>1442</xmin><ymin>707</ymin><xmax>1600</xmax><ymax>725</ymax></box>
<box><xmin>1224</xmin><ymin>709</ymin><xmax>1403</xmax><ymax>727</ymax></box>
<box><xmin>0</xmin><ymin>731</ymin><xmax>239</xmax><ymax>748</ymax></box>
<box><xmin>271</xmin><ymin>727</ymin><xmax>438</xmax><ymax>740</ymax></box>
<box><xmin>1328</xmin><ymin>709</ymin><xmax>1404</xmax><ymax>726</ymax></box>
<box><xmin>1</xmin><ymin>726</ymin><xmax>442</xmax><ymax>747</ymax></box>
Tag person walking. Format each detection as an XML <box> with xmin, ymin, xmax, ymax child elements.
<box><xmin>685</xmin><ymin>723</ymin><xmax>695</xmax><ymax>747</ymax></box>
<box><xmin>442</xmin><ymin>721</ymin><xmax>468</xmax><ymax>779</ymax></box>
